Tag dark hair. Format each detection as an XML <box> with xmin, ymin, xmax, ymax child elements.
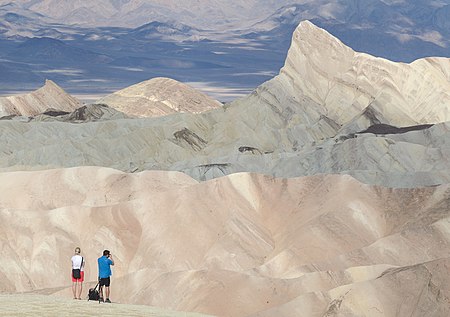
<box><xmin>103</xmin><ymin>250</ymin><xmax>110</xmax><ymax>256</ymax></box>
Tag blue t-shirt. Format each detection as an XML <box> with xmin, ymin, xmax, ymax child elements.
<box><xmin>98</xmin><ymin>256</ymin><xmax>113</xmax><ymax>278</ymax></box>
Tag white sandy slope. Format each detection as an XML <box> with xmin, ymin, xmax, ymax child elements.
<box><xmin>0</xmin><ymin>80</ymin><xmax>82</xmax><ymax>117</ymax></box>
<box><xmin>1</xmin><ymin>167</ymin><xmax>449</xmax><ymax>316</ymax></box>
<box><xmin>97</xmin><ymin>77</ymin><xmax>222</xmax><ymax>118</ymax></box>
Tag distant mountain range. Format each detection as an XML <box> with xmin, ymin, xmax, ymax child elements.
<box><xmin>0</xmin><ymin>1</ymin><xmax>449</xmax><ymax>101</ymax></box>
<box><xmin>0</xmin><ymin>0</ymin><xmax>295</xmax><ymax>28</ymax></box>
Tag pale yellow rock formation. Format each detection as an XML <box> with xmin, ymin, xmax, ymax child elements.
<box><xmin>97</xmin><ymin>77</ymin><xmax>222</xmax><ymax>118</ymax></box>
<box><xmin>276</xmin><ymin>20</ymin><xmax>450</xmax><ymax>126</ymax></box>
<box><xmin>0</xmin><ymin>80</ymin><xmax>82</xmax><ymax>117</ymax></box>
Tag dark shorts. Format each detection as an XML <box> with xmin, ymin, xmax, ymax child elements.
<box><xmin>99</xmin><ymin>277</ymin><xmax>110</xmax><ymax>287</ymax></box>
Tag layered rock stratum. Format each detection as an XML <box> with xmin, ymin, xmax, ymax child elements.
<box><xmin>0</xmin><ymin>79</ymin><xmax>82</xmax><ymax>117</ymax></box>
<box><xmin>1</xmin><ymin>20</ymin><xmax>450</xmax><ymax>317</ymax></box>
<box><xmin>97</xmin><ymin>77</ymin><xmax>222</xmax><ymax>118</ymax></box>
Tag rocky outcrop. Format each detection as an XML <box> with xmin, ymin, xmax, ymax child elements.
<box><xmin>243</xmin><ymin>20</ymin><xmax>450</xmax><ymax>135</ymax></box>
<box><xmin>1</xmin><ymin>103</ymin><xmax>129</xmax><ymax>123</ymax></box>
<box><xmin>97</xmin><ymin>77</ymin><xmax>222</xmax><ymax>118</ymax></box>
<box><xmin>32</xmin><ymin>103</ymin><xmax>130</xmax><ymax>122</ymax></box>
<box><xmin>0</xmin><ymin>80</ymin><xmax>82</xmax><ymax>117</ymax></box>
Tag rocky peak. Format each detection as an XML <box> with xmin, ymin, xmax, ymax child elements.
<box><xmin>277</xmin><ymin>20</ymin><xmax>450</xmax><ymax>127</ymax></box>
<box><xmin>0</xmin><ymin>79</ymin><xmax>82</xmax><ymax>117</ymax></box>
<box><xmin>97</xmin><ymin>77</ymin><xmax>222</xmax><ymax>118</ymax></box>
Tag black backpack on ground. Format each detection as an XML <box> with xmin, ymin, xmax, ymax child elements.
<box><xmin>88</xmin><ymin>282</ymin><xmax>100</xmax><ymax>301</ymax></box>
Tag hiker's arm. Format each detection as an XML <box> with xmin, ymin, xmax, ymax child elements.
<box><xmin>109</xmin><ymin>254</ymin><xmax>115</xmax><ymax>265</ymax></box>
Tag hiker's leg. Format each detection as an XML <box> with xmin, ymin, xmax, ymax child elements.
<box><xmin>77</xmin><ymin>271</ymin><xmax>84</xmax><ymax>299</ymax></box>
<box><xmin>77</xmin><ymin>282</ymin><xmax>83</xmax><ymax>299</ymax></box>
<box><xmin>72</xmin><ymin>282</ymin><xmax>77</xmax><ymax>298</ymax></box>
<box><xmin>105</xmin><ymin>286</ymin><xmax>110</xmax><ymax>299</ymax></box>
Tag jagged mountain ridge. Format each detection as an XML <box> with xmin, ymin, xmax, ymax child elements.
<box><xmin>1</xmin><ymin>0</ymin><xmax>295</xmax><ymax>28</ymax></box>
<box><xmin>243</xmin><ymin>20</ymin><xmax>450</xmax><ymax>135</ymax></box>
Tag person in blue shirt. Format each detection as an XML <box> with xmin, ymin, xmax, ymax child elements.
<box><xmin>98</xmin><ymin>249</ymin><xmax>114</xmax><ymax>303</ymax></box>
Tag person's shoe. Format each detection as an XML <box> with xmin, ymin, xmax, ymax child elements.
<box><xmin>105</xmin><ymin>298</ymin><xmax>111</xmax><ymax>303</ymax></box>
<box><xmin>99</xmin><ymin>297</ymin><xmax>104</xmax><ymax>302</ymax></box>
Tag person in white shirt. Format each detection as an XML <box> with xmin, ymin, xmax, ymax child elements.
<box><xmin>71</xmin><ymin>247</ymin><xmax>85</xmax><ymax>299</ymax></box>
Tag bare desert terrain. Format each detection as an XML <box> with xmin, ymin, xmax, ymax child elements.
<box><xmin>1</xmin><ymin>21</ymin><xmax>450</xmax><ymax>317</ymax></box>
